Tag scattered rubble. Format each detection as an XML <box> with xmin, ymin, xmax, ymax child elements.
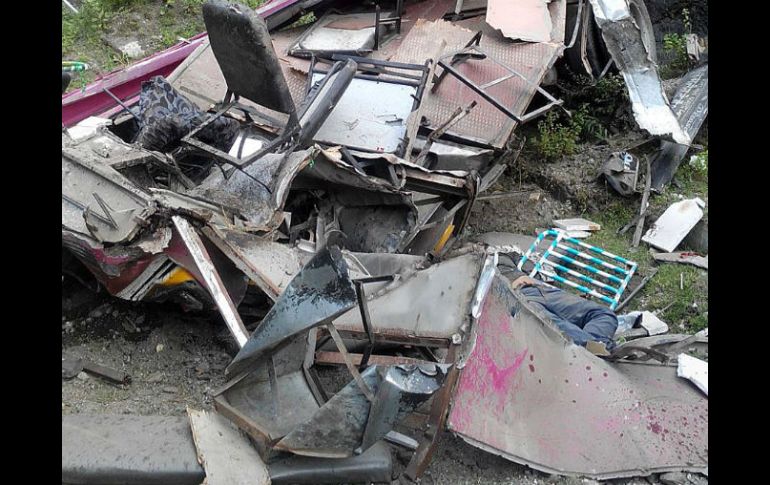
<box><xmin>62</xmin><ymin>0</ymin><xmax>708</xmax><ymax>484</ymax></box>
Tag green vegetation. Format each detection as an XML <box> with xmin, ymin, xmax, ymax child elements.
<box><xmin>660</xmin><ymin>8</ymin><xmax>694</xmax><ymax>79</ymax></box>
<box><xmin>535</xmin><ymin>71</ymin><xmax>633</xmax><ymax>160</ymax></box>
<box><xmin>535</xmin><ymin>105</ymin><xmax>610</xmax><ymax>160</ymax></box>
<box><xmin>62</xmin><ymin>0</ymin><xmax>267</xmax><ymax>90</ymax></box>
<box><xmin>688</xmin><ymin>149</ymin><xmax>708</xmax><ymax>177</ymax></box>
<box><xmin>581</xmin><ymin>159</ymin><xmax>708</xmax><ymax>333</ymax></box>
<box><xmin>535</xmin><ymin>111</ymin><xmax>581</xmax><ymax>160</ymax></box>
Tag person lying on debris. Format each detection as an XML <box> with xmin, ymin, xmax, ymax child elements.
<box><xmin>507</xmin><ymin>269</ymin><xmax>618</xmax><ymax>353</ymax></box>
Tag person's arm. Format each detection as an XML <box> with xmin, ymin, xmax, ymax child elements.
<box><xmin>510</xmin><ymin>275</ymin><xmax>541</xmax><ymax>290</ymax></box>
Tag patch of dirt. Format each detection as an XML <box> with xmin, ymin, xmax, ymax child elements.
<box><xmin>519</xmin><ymin>132</ymin><xmax>649</xmax><ymax>212</ymax></box>
<box><xmin>62</xmin><ymin>280</ymin><xmax>235</xmax><ymax>416</ymax></box>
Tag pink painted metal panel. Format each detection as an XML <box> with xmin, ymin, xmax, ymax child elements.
<box><xmin>447</xmin><ymin>276</ymin><xmax>708</xmax><ymax>479</ymax></box>
<box><xmin>487</xmin><ymin>0</ymin><xmax>552</xmax><ymax>43</ymax></box>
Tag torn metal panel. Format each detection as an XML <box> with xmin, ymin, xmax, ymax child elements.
<box><xmin>62</xmin><ymin>414</ymin><xmax>205</xmax><ymax>485</ymax></box>
<box><xmin>149</xmin><ymin>188</ymin><xmax>237</xmax><ymax>227</ymax></box>
<box><xmin>188</xmin><ymin>148</ymin><xmax>317</xmax><ymax>231</ymax></box>
<box><xmin>115</xmin><ymin>256</ymin><xmax>176</xmax><ymax>301</ymax></box>
<box><xmin>588</xmin><ymin>0</ymin><xmax>689</xmax><ymax>144</ymax></box>
<box><xmin>676</xmin><ymin>354</ymin><xmax>708</xmax><ymax>396</ymax></box>
<box><xmin>203</xmin><ymin>225</ymin><xmax>307</xmax><ymax>300</ymax></box>
<box><xmin>412</xmin><ymin>138</ymin><xmax>495</xmax><ymax>172</ymax></box>
<box><xmin>333</xmin><ymin>252</ymin><xmax>484</xmax><ymax>342</ymax></box>
<box><xmin>215</xmin><ymin>332</ymin><xmax>320</xmax><ymax>448</ymax></box>
<box><xmin>227</xmin><ymin>245</ymin><xmax>357</xmax><ymax>377</ymax></box>
<box><xmin>62</xmin><ymin>229</ymin><xmax>178</xmax><ymax>298</ymax></box>
<box><xmin>62</xmin><ymin>135</ymin><xmax>156</xmax><ymax>243</ymax></box>
<box><xmin>187</xmin><ymin>408</ymin><xmax>270</xmax><ymax>485</ymax></box>
<box><xmin>642</xmin><ymin>198</ymin><xmax>705</xmax><ymax>253</ymax></box>
<box><xmin>361</xmin><ymin>364</ymin><xmax>452</xmax><ymax>450</ymax></box>
<box><xmin>650</xmin><ymin>64</ymin><xmax>709</xmax><ymax>191</ymax></box>
<box><xmin>446</xmin><ymin>275</ymin><xmax>708</xmax><ymax>479</ymax></box>
<box><xmin>275</xmin><ymin>366</ymin><xmax>381</xmax><ymax>458</ymax></box>
<box><xmin>172</xmin><ymin>216</ymin><xmax>250</xmax><ymax>348</ymax></box>
<box><xmin>337</xmin><ymin>204</ymin><xmax>416</xmax><ymax>253</ymax></box>
<box><xmin>613</xmin><ymin>334</ymin><xmax>708</xmax><ymax>363</ymax></box>
<box><xmin>328</xmin><ymin>148</ymin><xmax>472</xmax><ymax>196</ymax></box>
<box><xmin>651</xmin><ymin>251</ymin><xmax>708</xmax><ymax>270</ymax></box>
<box><xmin>300</xmin><ymin>150</ymin><xmax>421</xmax><ymax>253</ymax></box>
<box><xmin>486</xmin><ymin>0</ymin><xmax>552</xmax><ymax>43</ymax></box>
<box><xmin>268</xmin><ymin>441</ymin><xmax>392</xmax><ymax>484</ymax></box>
<box><xmin>346</xmin><ymin>251</ymin><xmax>427</xmax><ymax>282</ymax></box>
<box><xmin>216</xmin><ymin>368</ymin><xmax>320</xmax><ymax>444</ymax></box>
<box><xmin>309</xmin><ymin>71</ymin><xmax>419</xmax><ymax>154</ymax></box>
<box><xmin>289</xmin><ymin>12</ymin><xmax>379</xmax><ymax>58</ymax></box>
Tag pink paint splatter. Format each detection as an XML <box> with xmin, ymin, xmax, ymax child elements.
<box><xmin>481</xmin><ymin>347</ymin><xmax>529</xmax><ymax>392</ymax></box>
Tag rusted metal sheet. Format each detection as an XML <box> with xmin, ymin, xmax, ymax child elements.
<box><xmin>446</xmin><ymin>275</ymin><xmax>708</xmax><ymax>479</ymax></box>
<box><xmin>387</xmin><ymin>14</ymin><xmax>564</xmax><ymax>148</ymax></box>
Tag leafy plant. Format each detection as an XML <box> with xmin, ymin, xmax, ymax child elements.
<box><xmin>535</xmin><ymin>104</ymin><xmax>610</xmax><ymax>160</ymax></box>
<box><xmin>535</xmin><ymin>111</ymin><xmax>580</xmax><ymax>160</ymax></box>
<box><xmin>571</xmin><ymin>105</ymin><xmax>608</xmax><ymax>141</ymax></box>
<box><xmin>661</xmin><ymin>9</ymin><xmax>694</xmax><ymax>78</ymax></box>
<box><xmin>288</xmin><ymin>11</ymin><xmax>317</xmax><ymax>28</ymax></box>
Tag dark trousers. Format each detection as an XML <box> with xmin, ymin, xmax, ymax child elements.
<box><xmin>517</xmin><ymin>285</ymin><xmax>618</xmax><ymax>348</ymax></box>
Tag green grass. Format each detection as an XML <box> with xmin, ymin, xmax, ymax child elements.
<box><xmin>581</xmin><ymin>163</ymin><xmax>708</xmax><ymax>333</ymax></box>
<box><xmin>62</xmin><ymin>0</ymin><xmax>269</xmax><ymax>92</ymax></box>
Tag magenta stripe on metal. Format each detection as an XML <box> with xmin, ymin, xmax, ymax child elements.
<box><xmin>62</xmin><ymin>34</ymin><xmax>207</xmax><ymax>127</ymax></box>
<box><xmin>61</xmin><ymin>0</ymin><xmax>309</xmax><ymax>127</ymax></box>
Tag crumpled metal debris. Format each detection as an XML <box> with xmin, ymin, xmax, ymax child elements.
<box><xmin>226</xmin><ymin>244</ymin><xmax>357</xmax><ymax>377</ymax></box>
<box><xmin>361</xmin><ymin>363</ymin><xmax>452</xmax><ymax>450</ymax></box>
<box><xmin>601</xmin><ymin>151</ymin><xmax>638</xmax><ymax>196</ymax></box>
<box><xmin>588</xmin><ymin>0</ymin><xmax>690</xmax><ymax>144</ymax></box>
<box><xmin>61</xmin><ymin>0</ymin><xmax>709</xmax><ymax>482</ymax></box>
